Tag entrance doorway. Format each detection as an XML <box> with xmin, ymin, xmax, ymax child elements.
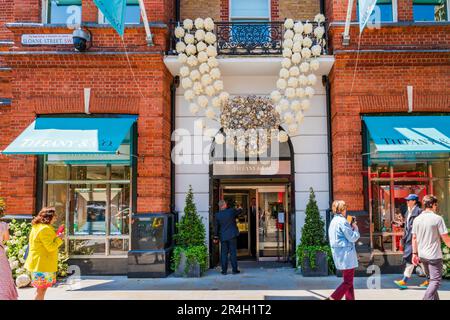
<box><xmin>210</xmin><ymin>180</ymin><xmax>293</xmax><ymax>267</ymax></box>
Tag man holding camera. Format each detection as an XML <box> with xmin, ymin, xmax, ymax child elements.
<box><xmin>213</xmin><ymin>199</ymin><xmax>242</xmax><ymax>275</ymax></box>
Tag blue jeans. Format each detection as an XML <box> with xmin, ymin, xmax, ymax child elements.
<box><xmin>221</xmin><ymin>238</ymin><xmax>238</xmax><ymax>273</ymax></box>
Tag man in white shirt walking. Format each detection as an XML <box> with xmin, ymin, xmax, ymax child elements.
<box><xmin>412</xmin><ymin>195</ymin><xmax>450</xmax><ymax>300</ymax></box>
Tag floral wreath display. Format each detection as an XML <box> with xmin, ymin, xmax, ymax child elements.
<box><xmin>175</xmin><ymin>15</ymin><xmax>326</xmax><ymax>155</ymax></box>
<box><xmin>271</xmin><ymin>14</ymin><xmax>326</xmax><ymax>141</ymax></box>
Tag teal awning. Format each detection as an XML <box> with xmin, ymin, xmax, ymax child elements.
<box><xmin>363</xmin><ymin>115</ymin><xmax>450</xmax><ymax>153</ymax></box>
<box><xmin>2</xmin><ymin>116</ymin><xmax>137</xmax><ymax>155</ymax></box>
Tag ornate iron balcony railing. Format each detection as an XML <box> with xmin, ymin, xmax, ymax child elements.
<box><xmin>168</xmin><ymin>21</ymin><xmax>328</xmax><ymax>56</ymax></box>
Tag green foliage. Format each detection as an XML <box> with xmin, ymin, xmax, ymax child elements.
<box><xmin>5</xmin><ymin>219</ymin><xmax>69</xmax><ymax>280</ymax></box>
<box><xmin>296</xmin><ymin>188</ymin><xmax>335</xmax><ymax>273</ymax></box>
<box><xmin>172</xmin><ymin>186</ymin><xmax>208</xmax><ymax>276</ymax></box>
<box><xmin>443</xmin><ymin>240</ymin><xmax>450</xmax><ymax>279</ymax></box>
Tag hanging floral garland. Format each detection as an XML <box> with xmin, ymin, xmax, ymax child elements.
<box><xmin>271</xmin><ymin>13</ymin><xmax>326</xmax><ymax>142</ymax></box>
<box><xmin>175</xmin><ymin>18</ymin><xmax>230</xmax><ymax>133</ymax></box>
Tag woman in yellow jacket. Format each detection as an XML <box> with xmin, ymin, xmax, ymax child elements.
<box><xmin>24</xmin><ymin>207</ymin><xmax>64</xmax><ymax>300</ymax></box>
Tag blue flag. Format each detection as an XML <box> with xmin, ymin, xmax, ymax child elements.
<box><xmin>94</xmin><ymin>0</ymin><xmax>127</xmax><ymax>37</ymax></box>
<box><xmin>358</xmin><ymin>0</ymin><xmax>377</xmax><ymax>34</ymax></box>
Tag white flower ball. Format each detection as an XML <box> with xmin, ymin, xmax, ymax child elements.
<box><xmin>184</xmin><ymin>33</ymin><xmax>195</xmax><ymax>45</ymax></box>
<box><xmin>178</xmin><ymin>53</ymin><xmax>188</xmax><ymax>64</ymax></box>
<box><xmin>288</xmin><ymin>77</ymin><xmax>299</xmax><ymax>88</ymax></box>
<box><xmin>198</xmin><ymin>51</ymin><xmax>209</xmax><ymax>63</ymax></box>
<box><xmin>285</xmin><ymin>87</ymin><xmax>296</xmax><ymax>99</ymax></box>
<box><xmin>210</xmin><ymin>68</ymin><xmax>221</xmax><ymax>79</ymax></box>
<box><xmin>199</xmin><ymin>62</ymin><xmax>210</xmax><ymax>74</ymax></box>
<box><xmin>205</xmin><ymin>107</ymin><xmax>216</xmax><ymax>119</ymax></box>
<box><xmin>15</xmin><ymin>274</ymin><xmax>31</xmax><ymax>288</ymax></box>
<box><xmin>302</xmin><ymin>37</ymin><xmax>313</xmax><ymax>48</ymax></box>
<box><xmin>189</xmin><ymin>103</ymin><xmax>200</xmax><ymax>114</ymax></box>
<box><xmin>201</xmin><ymin>74</ymin><xmax>212</xmax><ymax>86</ymax></box>
<box><xmin>301</xmin><ymin>99</ymin><xmax>311</xmax><ymax>110</ymax></box>
<box><xmin>215</xmin><ymin>133</ymin><xmax>225</xmax><ymax>144</ymax></box>
<box><xmin>314</xmin><ymin>14</ymin><xmax>326</xmax><ymax>24</ymax></box>
<box><xmin>284</xmin><ymin>29</ymin><xmax>294</xmax><ymax>40</ymax></box>
<box><xmin>208</xmin><ymin>56</ymin><xmax>219</xmax><ymax>68</ymax></box>
<box><xmin>281</xmin><ymin>58</ymin><xmax>292</xmax><ymax>69</ymax></box>
<box><xmin>308</xmin><ymin>74</ymin><xmax>317</xmax><ymax>85</ymax></box>
<box><xmin>301</xmin><ymin>47</ymin><xmax>312</xmax><ymax>59</ymax></box>
<box><xmin>206</xmin><ymin>45</ymin><xmax>218</xmax><ymax>57</ymax></box>
<box><xmin>300</xmin><ymin>62</ymin><xmax>310</xmax><ymax>73</ymax></box>
<box><xmin>311</xmin><ymin>44</ymin><xmax>322</xmax><ymax>57</ymax></box>
<box><xmin>293</xmin><ymin>34</ymin><xmax>303</xmax><ymax>43</ymax></box>
<box><xmin>289</xmin><ymin>66</ymin><xmax>300</xmax><ymax>77</ymax></box>
<box><xmin>180</xmin><ymin>66</ymin><xmax>190</xmax><ymax>77</ymax></box>
<box><xmin>212</xmin><ymin>97</ymin><xmax>221</xmax><ymax>108</ymax></box>
<box><xmin>176</xmin><ymin>41</ymin><xmax>186</xmax><ymax>53</ymax></box>
<box><xmin>195</xmin><ymin>118</ymin><xmax>205</xmax><ymax>130</ymax></box>
<box><xmin>204</xmin><ymin>18</ymin><xmax>215</xmax><ymax>31</ymax></box>
<box><xmin>296</xmin><ymin>111</ymin><xmax>305</xmax><ymax>123</ymax></box>
<box><xmin>197</xmin><ymin>41</ymin><xmax>207</xmax><ymax>52</ymax></box>
<box><xmin>183</xmin><ymin>19</ymin><xmax>194</xmax><ymax>30</ymax></box>
<box><xmin>294</xmin><ymin>22</ymin><xmax>304</xmax><ymax>34</ymax></box>
<box><xmin>194</xmin><ymin>18</ymin><xmax>204</xmax><ymax>30</ymax></box>
<box><xmin>213</xmin><ymin>80</ymin><xmax>224</xmax><ymax>91</ymax></box>
<box><xmin>283</xmin><ymin>48</ymin><xmax>292</xmax><ymax>58</ymax></box>
<box><xmin>190</xmin><ymin>69</ymin><xmax>201</xmax><ymax>81</ymax></box>
<box><xmin>195</xmin><ymin>29</ymin><xmax>206</xmax><ymax>41</ymax></box>
<box><xmin>291</xmin><ymin>52</ymin><xmax>301</xmax><ymax>64</ymax></box>
<box><xmin>205</xmin><ymin>32</ymin><xmax>217</xmax><ymax>45</ymax></box>
<box><xmin>197</xmin><ymin>95</ymin><xmax>209</xmax><ymax>108</ymax></box>
<box><xmin>296</xmin><ymin>87</ymin><xmax>305</xmax><ymax>98</ymax></box>
<box><xmin>277</xmin><ymin>78</ymin><xmax>287</xmax><ymax>90</ymax></box>
<box><xmin>292</xmin><ymin>41</ymin><xmax>302</xmax><ymax>53</ymax></box>
<box><xmin>304</xmin><ymin>22</ymin><xmax>313</xmax><ymax>34</ymax></box>
<box><xmin>219</xmin><ymin>91</ymin><xmax>230</xmax><ymax>102</ymax></box>
<box><xmin>284</xmin><ymin>19</ymin><xmax>295</xmax><ymax>29</ymax></box>
<box><xmin>283</xmin><ymin>39</ymin><xmax>294</xmax><ymax>49</ymax></box>
<box><xmin>279</xmin><ymin>68</ymin><xmax>290</xmax><ymax>79</ymax></box>
<box><xmin>185</xmin><ymin>44</ymin><xmax>197</xmax><ymax>56</ymax></box>
<box><xmin>314</xmin><ymin>26</ymin><xmax>325</xmax><ymax>39</ymax></box>
<box><xmin>271</xmin><ymin>90</ymin><xmax>282</xmax><ymax>103</ymax></box>
<box><xmin>184</xmin><ymin>90</ymin><xmax>195</xmax><ymax>101</ymax></box>
<box><xmin>278</xmin><ymin>130</ymin><xmax>289</xmax><ymax>142</ymax></box>
<box><xmin>186</xmin><ymin>56</ymin><xmax>198</xmax><ymax>67</ymax></box>
<box><xmin>284</xmin><ymin>112</ymin><xmax>295</xmax><ymax>124</ymax></box>
<box><xmin>205</xmin><ymin>85</ymin><xmax>216</xmax><ymax>97</ymax></box>
<box><xmin>275</xmin><ymin>104</ymin><xmax>283</xmax><ymax>114</ymax></box>
<box><xmin>305</xmin><ymin>86</ymin><xmax>315</xmax><ymax>98</ymax></box>
<box><xmin>310</xmin><ymin>59</ymin><xmax>320</xmax><ymax>71</ymax></box>
<box><xmin>181</xmin><ymin>77</ymin><xmax>193</xmax><ymax>89</ymax></box>
<box><xmin>280</xmin><ymin>99</ymin><xmax>290</xmax><ymax>111</ymax></box>
<box><xmin>193</xmin><ymin>82</ymin><xmax>203</xmax><ymax>95</ymax></box>
<box><xmin>288</xmin><ymin>124</ymin><xmax>299</xmax><ymax>135</ymax></box>
<box><xmin>298</xmin><ymin>74</ymin><xmax>308</xmax><ymax>85</ymax></box>
<box><xmin>175</xmin><ymin>26</ymin><xmax>185</xmax><ymax>39</ymax></box>
<box><xmin>291</xmin><ymin>100</ymin><xmax>301</xmax><ymax>111</ymax></box>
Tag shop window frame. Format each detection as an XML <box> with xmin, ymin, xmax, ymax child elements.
<box><xmin>356</xmin><ymin>0</ymin><xmax>398</xmax><ymax>23</ymax></box>
<box><xmin>42</xmin><ymin>0</ymin><xmax>82</xmax><ymax>25</ymax></box>
<box><xmin>98</xmin><ymin>0</ymin><xmax>141</xmax><ymax>25</ymax></box>
<box><xmin>413</xmin><ymin>0</ymin><xmax>450</xmax><ymax>22</ymax></box>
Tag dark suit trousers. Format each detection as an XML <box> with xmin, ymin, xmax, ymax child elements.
<box><xmin>221</xmin><ymin>238</ymin><xmax>238</xmax><ymax>272</ymax></box>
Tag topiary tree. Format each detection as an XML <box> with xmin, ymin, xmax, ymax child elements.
<box><xmin>296</xmin><ymin>188</ymin><xmax>334</xmax><ymax>274</ymax></box>
<box><xmin>172</xmin><ymin>185</ymin><xmax>208</xmax><ymax>276</ymax></box>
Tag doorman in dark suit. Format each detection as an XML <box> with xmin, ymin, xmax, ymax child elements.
<box><xmin>250</xmin><ymin>197</ymin><xmax>258</xmax><ymax>257</ymax></box>
<box><xmin>214</xmin><ymin>199</ymin><xmax>242</xmax><ymax>274</ymax></box>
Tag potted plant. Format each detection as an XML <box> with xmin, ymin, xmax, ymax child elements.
<box><xmin>296</xmin><ymin>188</ymin><xmax>334</xmax><ymax>276</ymax></box>
<box><xmin>172</xmin><ymin>186</ymin><xmax>208</xmax><ymax>277</ymax></box>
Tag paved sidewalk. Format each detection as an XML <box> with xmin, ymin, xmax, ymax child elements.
<box><xmin>18</xmin><ymin>267</ymin><xmax>450</xmax><ymax>300</ymax></box>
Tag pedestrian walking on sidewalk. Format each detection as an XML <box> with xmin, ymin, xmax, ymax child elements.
<box><xmin>213</xmin><ymin>199</ymin><xmax>242</xmax><ymax>275</ymax></box>
<box><xmin>394</xmin><ymin>194</ymin><xmax>429</xmax><ymax>289</ymax></box>
<box><xmin>24</xmin><ymin>207</ymin><xmax>64</xmax><ymax>300</ymax></box>
<box><xmin>326</xmin><ymin>200</ymin><xmax>360</xmax><ymax>300</ymax></box>
<box><xmin>412</xmin><ymin>195</ymin><xmax>450</xmax><ymax>300</ymax></box>
<box><xmin>0</xmin><ymin>213</ymin><xmax>18</xmax><ymax>300</ymax></box>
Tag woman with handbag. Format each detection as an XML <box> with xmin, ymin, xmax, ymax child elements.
<box><xmin>0</xmin><ymin>212</ymin><xmax>19</xmax><ymax>300</ymax></box>
<box><xmin>24</xmin><ymin>207</ymin><xmax>64</xmax><ymax>300</ymax></box>
<box><xmin>326</xmin><ymin>200</ymin><xmax>360</xmax><ymax>300</ymax></box>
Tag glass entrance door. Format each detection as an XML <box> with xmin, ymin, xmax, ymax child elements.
<box><xmin>257</xmin><ymin>187</ymin><xmax>288</xmax><ymax>261</ymax></box>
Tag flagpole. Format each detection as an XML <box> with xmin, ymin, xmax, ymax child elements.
<box><xmin>137</xmin><ymin>0</ymin><xmax>154</xmax><ymax>46</ymax></box>
<box><xmin>342</xmin><ymin>0</ymin><xmax>354</xmax><ymax>45</ymax></box>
